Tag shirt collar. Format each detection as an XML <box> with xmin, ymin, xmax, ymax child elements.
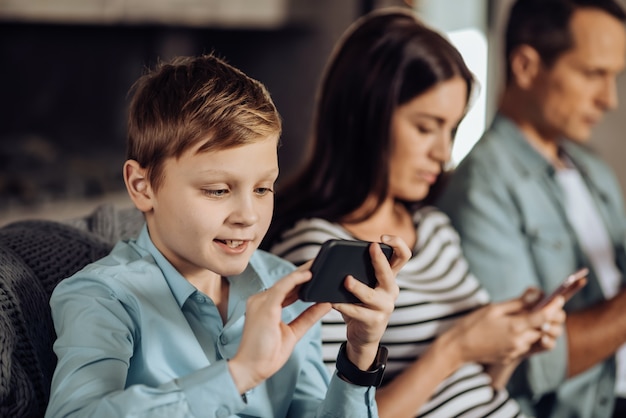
<box><xmin>135</xmin><ymin>224</ymin><xmax>270</xmax><ymax>308</ymax></box>
<box><xmin>136</xmin><ymin>225</ymin><xmax>196</xmax><ymax>307</ymax></box>
<box><xmin>492</xmin><ymin>113</ymin><xmax>591</xmax><ymax>178</ymax></box>
<box><xmin>491</xmin><ymin>113</ymin><xmax>557</xmax><ymax>177</ymax></box>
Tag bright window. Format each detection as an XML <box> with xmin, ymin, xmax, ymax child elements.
<box><xmin>446</xmin><ymin>28</ymin><xmax>488</xmax><ymax>166</ymax></box>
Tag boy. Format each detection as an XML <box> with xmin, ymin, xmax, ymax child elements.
<box><xmin>44</xmin><ymin>54</ymin><xmax>409</xmax><ymax>417</ymax></box>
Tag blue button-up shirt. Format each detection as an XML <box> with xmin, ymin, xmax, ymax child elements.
<box><xmin>439</xmin><ymin>114</ymin><xmax>626</xmax><ymax>418</ymax></box>
<box><xmin>45</xmin><ymin>225</ymin><xmax>377</xmax><ymax>417</ymax></box>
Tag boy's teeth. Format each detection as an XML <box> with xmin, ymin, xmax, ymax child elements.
<box><xmin>224</xmin><ymin>240</ymin><xmax>243</xmax><ymax>248</ymax></box>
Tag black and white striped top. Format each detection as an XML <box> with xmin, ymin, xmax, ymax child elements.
<box><xmin>270</xmin><ymin>207</ymin><xmax>524</xmax><ymax>417</ymax></box>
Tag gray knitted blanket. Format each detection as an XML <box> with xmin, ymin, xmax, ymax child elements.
<box><xmin>0</xmin><ymin>204</ymin><xmax>143</xmax><ymax>417</ymax></box>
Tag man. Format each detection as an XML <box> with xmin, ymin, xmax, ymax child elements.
<box><xmin>438</xmin><ymin>0</ymin><xmax>626</xmax><ymax>417</ymax></box>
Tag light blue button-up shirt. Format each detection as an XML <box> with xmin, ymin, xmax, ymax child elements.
<box><xmin>439</xmin><ymin>114</ymin><xmax>626</xmax><ymax>418</ymax></box>
<box><xmin>45</xmin><ymin>224</ymin><xmax>377</xmax><ymax>417</ymax></box>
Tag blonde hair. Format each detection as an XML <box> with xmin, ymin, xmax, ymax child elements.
<box><xmin>126</xmin><ymin>54</ymin><xmax>281</xmax><ymax>191</ymax></box>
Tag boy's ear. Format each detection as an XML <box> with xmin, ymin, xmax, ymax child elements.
<box><xmin>509</xmin><ymin>44</ymin><xmax>541</xmax><ymax>89</ymax></box>
<box><xmin>123</xmin><ymin>160</ymin><xmax>154</xmax><ymax>213</ymax></box>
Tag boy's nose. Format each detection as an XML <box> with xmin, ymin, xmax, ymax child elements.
<box><xmin>229</xmin><ymin>197</ymin><xmax>260</xmax><ymax>226</ymax></box>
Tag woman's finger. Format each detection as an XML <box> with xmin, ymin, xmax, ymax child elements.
<box><xmin>529</xmin><ymin>295</ymin><xmax>565</xmax><ymax>329</ymax></box>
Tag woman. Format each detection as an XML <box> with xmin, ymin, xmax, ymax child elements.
<box><xmin>264</xmin><ymin>8</ymin><xmax>566</xmax><ymax>418</ymax></box>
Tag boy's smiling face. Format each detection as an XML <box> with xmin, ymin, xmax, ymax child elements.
<box><xmin>139</xmin><ymin>135</ymin><xmax>279</xmax><ymax>281</ymax></box>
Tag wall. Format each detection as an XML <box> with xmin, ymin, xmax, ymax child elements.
<box><xmin>0</xmin><ymin>0</ymin><xmax>365</xmax><ymax>224</ymax></box>
<box><xmin>5</xmin><ymin>0</ymin><xmax>625</xmax><ymax>224</ymax></box>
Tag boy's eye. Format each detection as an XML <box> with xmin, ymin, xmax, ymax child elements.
<box><xmin>203</xmin><ymin>189</ymin><xmax>228</xmax><ymax>197</ymax></box>
<box><xmin>255</xmin><ymin>187</ymin><xmax>274</xmax><ymax>196</ymax></box>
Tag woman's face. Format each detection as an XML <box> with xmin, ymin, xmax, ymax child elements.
<box><xmin>388</xmin><ymin>76</ymin><xmax>468</xmax><ymax>202</ymax></box>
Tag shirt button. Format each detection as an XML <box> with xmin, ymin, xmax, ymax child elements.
<box><xmin>195</xmin><ymin>295</ymin><xmax>205</xmax><ymax>303</ymax></box>
<box><xmin>216</xmin><ymin>407</ymin><xmax>229</xmax><ymax>418</ymax></box>
<box><xmin>220</xmin><ymin>334</ymin><xmax>228</xmax><ymax>345</ymax></box>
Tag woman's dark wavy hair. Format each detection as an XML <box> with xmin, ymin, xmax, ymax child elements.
<box><xmin>263</xmin><ymin>8</ymin><xmax>474</xmax><ymax>248</ymax></box>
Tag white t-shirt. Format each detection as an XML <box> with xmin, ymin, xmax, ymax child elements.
<box><xmin>556</xmin><ymin>165</ymin><xmax>626</xmax><ymax>396</ymax></box>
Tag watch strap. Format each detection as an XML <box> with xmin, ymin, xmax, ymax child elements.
<box><xmin>336</xmin><ymin>342</ymin><xmax>388</xmax><ymax>387</ymax></box>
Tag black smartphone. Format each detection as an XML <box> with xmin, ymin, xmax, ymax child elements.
<box><xmin>531</xmin><ymin>267</ymin><xmax>589</xmax><ymax>311</ymax></box>
<box><xmin>298</xmin><ymin>239</ymin><xmax>394</xmax><ymax>303</ymax></box>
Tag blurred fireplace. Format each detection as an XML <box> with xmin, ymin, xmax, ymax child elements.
<box><xmin>0</xmin><ymin>0</ymin><xmax>321</xmax><ymax>221</ymax></box>
<box><xmin>0</xmin><ymin>0</ymin><xmax>384</xmax><ymax>224</ymax></box>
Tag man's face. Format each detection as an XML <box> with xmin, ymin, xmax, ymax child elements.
<box><xmin>532</xmin><ymin>8</ymin><xmax>626</xmax><ymax>143</ymax></box>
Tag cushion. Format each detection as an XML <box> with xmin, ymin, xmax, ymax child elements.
<box><xmin>0</xmin><ymin>220</ymin><xmax>112</xmax><ymax>417</ymax></box>
<box><xmin>65</xmin><ymin>203</ymin><xmax>144</xmax><ymax>245</ymax></box>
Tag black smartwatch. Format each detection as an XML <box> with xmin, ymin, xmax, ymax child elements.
<box><xmin>336</xmin><ymin>342</ymin><xmax>388</xmax><ymax>387</ymax></box>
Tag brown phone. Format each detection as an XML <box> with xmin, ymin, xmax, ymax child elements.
<box><xmin>531</xmin><ymin>267</ymin><xmax>589</xmax><ymax>311</ymax></box>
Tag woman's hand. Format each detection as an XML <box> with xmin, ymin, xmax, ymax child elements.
<box><xmin>523</xmin><ymin>288</ymin><xmax>567</xmax><ymax>354</ymax></box>
<box><xmin>442</xmin><ymin>287</ymin><xmax>566</xmax><ymax>366</ymax></box>
<box><xmin>334</xmin><ymin>235</ymin><xmax>411</xmax><ymax>370</ymax></box>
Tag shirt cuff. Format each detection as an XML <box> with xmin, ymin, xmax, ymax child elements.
<box><xmin>178</xmin><ymin>359</ymin><xmax>246</xmax><ymax>417</ymax></box>
<box><xmin>316</xmin><ymin>371</ymin><xmax>377</xmax><ymax>418</ymax></box>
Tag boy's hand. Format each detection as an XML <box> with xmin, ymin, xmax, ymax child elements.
<box><xmin>228</xmin><ymin>267</ymin><xmax>331</xmax><ymax>394</ymax></box>
<box><xmin>334</xmin><ymin>235</ymin><xmax>410</xmax><ymax>370</ymax></box>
